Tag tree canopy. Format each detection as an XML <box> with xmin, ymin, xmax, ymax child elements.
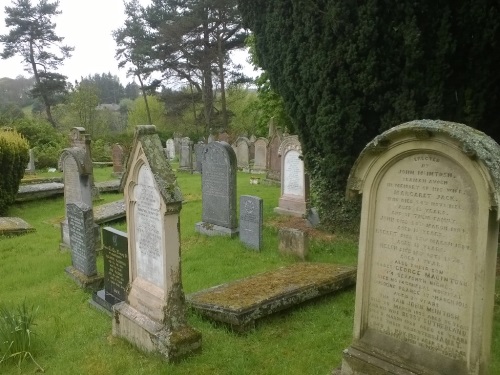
<box><xmin>0</xmin><ymin>0</ymin><xmax>73</xmax><ymax>128</ymax></box>
<box><xmin>239</xmin><ymin>0</ymin><xmax>500</xmax><ymax>231</ymax></box>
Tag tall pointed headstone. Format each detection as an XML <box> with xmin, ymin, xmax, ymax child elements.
<box><xmin>113</xmin><ymin>125</ymin><xmax>201</xmax><ymax>362</ymax></box>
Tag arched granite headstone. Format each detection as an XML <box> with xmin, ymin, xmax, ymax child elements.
<box><xmin>253</xmin><ymin>137</ymin><xmax>269</xmax><ymax>173</ymax></box>
<box><xmin>195</xmin><ymin>141</ymin><xmax>238</xmax><ymax>237</ymax></box>
<box><xmin>235</xmin><ymin>137</ymin><xmax>251</xmax><ymax>170</ymax></box>
<box><xmin>340</xmin><ymin>120</ymin><xmax>500</xmax><ymax>375</ymax></box>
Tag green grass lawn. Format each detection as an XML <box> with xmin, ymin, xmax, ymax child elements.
<box><xmin>2</xmin><ymin>167</ymin><xmax>500</xmax><ymax>374</ymax></box>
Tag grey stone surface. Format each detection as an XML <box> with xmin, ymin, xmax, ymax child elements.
<box><xmin>0</xmin><ymin>217</ymin><xmax>35</xmax><ymax>236</ymax></box>
<box><xmin>266</xmin><ymin>129</ymin><xmax>283</xmax><ymax>182</ymax></box>
<box><xmin>94</xmin><ymin>199</ymin><xmax>126</xmax><ymax>224</ymax></box>
<box><xmin>194</xmin><ymin>142</ymin><xmax>205</xmax><ymax>173</ymax></box>
<box><xmin>67</xmin><ymin>202</ymin><xmax>97</xmax><ymax>276</ymax></box>
<box><xmin>179</xmin><ymin>137</ymin><xmax>193</xmax><ymax>172</ymax></box>
<box><xmin>165</xmin><ymin>139</ymin><xmax>175</xmax><ymax>160</ymax></box>
<box><xmin>239</xmin><ymin>195</ymin><xmax>263</xmax><ymax>250</ymax></box>
<box><xmin>235</xmin><ymin>137</ymin><xmax>250</xmax><ymax>170</ymax></box>
<box><xmin>196</xmin><ymin>141</ymin><xmax>238</xmax><ymax>236</ymax></box>
<box><xmin>253</xmin><ymin>138</ymin><xmax>268</xmax><ymax>172</ymax></box>
<box><xmin>16</xmin><ymin>182</ymin><xmax>64</xmax><ymax>201</ymax></box>
<box><xmin>25</xmin><ymin>149</ymin><xmax>35</xmax><ymax>174</ymax></box>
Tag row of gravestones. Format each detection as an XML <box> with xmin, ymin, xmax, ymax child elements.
<box><xmin>62</xmin><ymin>121</ymin><xmax>500</xmax><ymax>374</ymax></box>
<box><xmin>164</xmin><ymin>124</ymin><xmax>284</xmax><ymax>180</ymax></box>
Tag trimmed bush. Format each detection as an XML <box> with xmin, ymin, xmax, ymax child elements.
<box><xmin>0</xmin><ymin>129</ymin><xmax>29</xmax><ymax>215</ymax></box>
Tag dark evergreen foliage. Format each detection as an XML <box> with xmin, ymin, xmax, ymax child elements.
<box><xmin>239</xmin><ymin>0</ymin><xmax>500</xmax><ymax>231</ymax></box>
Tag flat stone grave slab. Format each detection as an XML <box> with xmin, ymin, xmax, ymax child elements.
<box><xmin>94</xmin><ymin>199</ymin><xmax>126</xmax><ymax>224</ymax></box>
<box><xmin>95</xmin><ymin>179</ymin><xmax>121</xmax><ymax>193</ymax></box>
<box><xmin>16</xmin><ymin>182</ymin><xmax>64</xmax><ymax>202</ymax></box>
<box><xmin>0</xmin><ymin>217</ymin><xmax>36</xmax><ymax>236</ymax></box>
<box><xmin>187</xmin><ymin>263</ymin><xmax>356</xmax><ymax>332</ymax></box>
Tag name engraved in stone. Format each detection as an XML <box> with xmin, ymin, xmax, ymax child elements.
<box><xmin>134</xmin><ymin>165</ymin><xmax>164</xmax><ymax>288</ymax></box>
<box><xmin>283</xmin><ymin>150</ymin><xmax>304</xmax><ymax>196</ymax></box>
<box><xmin>367</xmin><ymin>153</ymin><xmax>475</xmax><ymax>361</ymax></box>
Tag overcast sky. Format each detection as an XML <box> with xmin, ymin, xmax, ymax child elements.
<box><xmin>0</xmin><ymin>0</ymin><xmax>255</xmax><ymax>84</ymax></box>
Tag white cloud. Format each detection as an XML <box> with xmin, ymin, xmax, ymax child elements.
<box><xmin>0</xmin><ymin>0</ymin><xmax>257</xmax><ymax>85</ymax></box>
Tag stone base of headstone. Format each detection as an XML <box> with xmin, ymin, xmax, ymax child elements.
<box><xmin>65</xmin><ymin>266</ymin><xmax>103</xmax><ymax>291</ymax></box>
<box><xmin>112</xmin><ymin>302</ymin><xmax>202</xmax><ymax>363</ymax></box>
<box><xmin>195</xmin><ymin>222</ymin><xmax>239</xmax><ymax>238</ymax></box>
<box><xmin>0</xmin><ymin>217</ymin><xmax>36</xmax><ymax>236</ymax></box>
<box><xmin>339</xmin><ymin>346</ymin><xmax>422</xmax><ymax>375</ymax></box>
<box><xmin>278</xmin><ymin>228</ymin><xmax>308</xmax><ymax>260</ymax></box>
<box><xmin>273</xmin><ymin>205</ymin><xmax>307</xmax><ymax>217</ymax></box>
<box><xmin>89</xmin><ymin>289</ymin><xmax>118</xmax><ymax>316</ymax></box>
<box><xmin>250</xmin><ymin>168</ymin><xmax>266</xmax><ymax>174</ymax></box>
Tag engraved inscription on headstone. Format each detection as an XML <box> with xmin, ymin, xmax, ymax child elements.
<box><xmin>64</xmin><ymin>157</ymin><xmax>83</xmax><ymax>205</ymax></box>
<box><xmin>369</xmin><ymin>154</ymin><xmax>473</xmax><ymax>360</ymax></box>
<box><xmin>103</xmin><ymin>227</ymin><xmax>129</xmax><ymax>303</ymax></box>
<box><xmin>196</xmin><ymin>141</ymin><xmax>238</xmax><ymax>237</ymax></box>
<box><xmin>341</xmin><ymin>120</ymin><xmax>500</xmax><ymax>375</ymax></box>
<box><xmin>283</xmin><ymin>150</ymin><xmax>304</xmax><ymax>196</ymax></box>
<box><xmin>67</xmin><ymin>202</ymin><xmax>97</xmax><ymax>276</ymax></box>
<box><xmin>134</xmin><ymin>164</ymin><xmax>164</xmax><ymax>288</ymax></box>
<box><xmin>239</xmin><ymin>195</ymin><xmax>263</xmax><ymax>250</ymax></box>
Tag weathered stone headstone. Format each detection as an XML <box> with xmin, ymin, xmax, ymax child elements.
<box><xmin>111</xmin><ymin>144</ymin><xmax>124</xmax><ymax>178</ymax></box>
<box><xmin>249</xmin><ymin>134</ymin><xmax>257</xmax><ymax>143</ymax></box>
<box><xmin>91</xmin><ymin>227</ymin><xmax>129</xmax><ymax>313</ymax></box>
<box><xmin>239</xmin><ymin>195</ymin><xmax>263</xmax><ymax>250</ymax></box>
<box><xmin>194</xmin><ymin>142</ymin><xmax>205</xmax><ymax>173</ymax></box>
<box><xmin>278</xmin><ymin>228</ymin><xmax>308</xmax><ymax>260</ymax></box>
<box><xmin>178</xmin><ymin>137</ymin><xmax>193</xmax><ymax>172</ymax></box>
<box><xmin>340</xmin><ymin>120</ymin><xmax>500</xmax><ymax>375</ymax></box>
<box><xmin>208</xmin><ymin>134</ymin><xmax>215</xmax><ymax>143</ymax></box>
<box><xmin>195</xmin><ymin>141</ymin><xmax>238</xmax><ymax>237</ymax></box>
<box><xmin>274</xmin><ymin>135</ymin><xmax>309</xmax><ymax>217</ymax></box>
<box><xmin>25</xmin><ymin>149</ymin><xmax>35</xmax><ymax>175</ymax></box>
<box><xmin>59</xmin><ymin>148</ymin><xmax>93</xmax><ymax>250</ymax></box>
<box><xmin>253</xmin><ymin>137</ymin><xmax>268</xmax><ymax>173</ymax></box>
<box><xmin>65</xmin><ymin>202</ymin><xmax>103</xmax><ymax>290</ymax></box>
<box><xmin>165</xmin><ymin>139</ymin><xmax>175</xmax><ymax>160</ymax></box>
<box><xmin>235</xmin><ymin>137</ymin><xmax>251</xmax><ymax>170</ymax></box>
<box><xmin>113</xmin><ymin>125</ymin><xmax>201</xmax><ymax>362</ymax></box>
<box><xmin>266</xmin><ymin>128</ymin><xmax>283</xmax><ymax>183</ymax></box>
<box><xmin>267</xmin><ymin>117</ymin><xmax>276</xmax><ymax>138</ymax></box>
<box><xmin>173</xmin><ymin>133</ymin><xmax>182</xmax><ymax>156</ymax></box>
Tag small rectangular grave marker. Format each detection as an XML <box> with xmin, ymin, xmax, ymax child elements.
<box><xmin>239</xmin><ymin>195</ymin><xmax>263</xmax><ymax>250</ymax></box>
<box><xmin>91</xmin><ymin>227</ymin><xmax>129</xmax><ymax>313</ymax></box>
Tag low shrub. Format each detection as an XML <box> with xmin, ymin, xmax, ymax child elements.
<box><xmin>0</xmin><ymin>128</ymin><xmax>29</xmax><ymax>214</ymax></box>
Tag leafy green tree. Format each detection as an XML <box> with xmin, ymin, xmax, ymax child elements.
<box><xmin>0</xmin><ymin>0</ymin><xmax>73</xmax><ymax>128</ymax></box>
<box><xmin>69</xmin><ymin>80</ymin><xmax>100</xmax><ymax>137</ymax></box>
<box><xmin>81</xmin><ymin>73</ymin><xmax>125</xmax><ymax>104</ymax></box>
<box><xmin>240</xmin><ymin>0</ymin><xmax>500</xmax><ymax>231</ymax></box>
<box><xmin>127</xmin><ymin>95</ymin><xmax>167</xmax><ymax>132</ymax></box>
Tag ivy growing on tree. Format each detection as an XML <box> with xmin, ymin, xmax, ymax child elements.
<box><xmin>239</xmin><ymin>0</ymin><xmax>500</xmax><ymax>231</ymax></box>
<box><xmin>0</xmin><ymin>0</ymin><xmax>73</xmax><ymax>128</ymax></box>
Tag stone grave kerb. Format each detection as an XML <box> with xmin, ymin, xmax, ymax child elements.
<box><xmin>115</xmin><ymin>125</ymin><xmax>201</xmax><ymax>362</ymax></box>
<box><xmin>274</xmin><ymin>135</ymin><xmax>310</xmax><ymax>217</ymax></box>
<box><xmin>342</xmin><ymin>120</ymin><xmax>500</xmax><ymax>375</ymax></box>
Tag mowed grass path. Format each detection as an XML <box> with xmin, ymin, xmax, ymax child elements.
<box><xmin>1</xmin><ymin>167</ymin><xmax>499</xmax><ymax>374</ymax></box>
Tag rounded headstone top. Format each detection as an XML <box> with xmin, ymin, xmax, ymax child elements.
<box><xmin>348</xmin><ymin>119</ymin><xmax>500</xmax><ymax>216</ymax></box>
